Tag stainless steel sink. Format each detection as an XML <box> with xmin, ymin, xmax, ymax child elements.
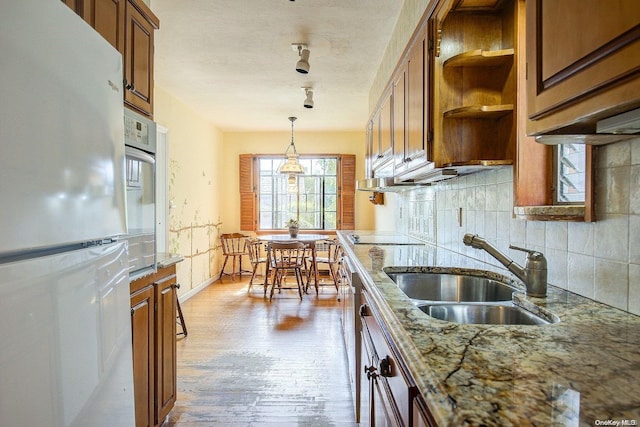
<box><xmin>385</xmin><ymin>271</ymin><xmax>517</xmax><ymax>303</ymax></box>
<box><xmin>418</xmin><ymin>303</ymin><xmax>552</xmax><ymax>326</ymax></box>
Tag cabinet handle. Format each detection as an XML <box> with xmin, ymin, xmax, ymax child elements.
<box><xmin>379</xmin><ymin>355</ymin><xmax>392</xmax><ymax>377</ymax></box>
<box><xmin>364</xmin><ymin>365</ymin><xmax>378</xmax><ymax>380</ymax></box>
<box><xmin>359</xmin><ymin>304</ymin><xmax>369</xmax><ymax>317</ymax></box>
<box><xmin>123</xmin><ymin>79</ymin><xmax>134</xmax><ymax>91</ymax></box>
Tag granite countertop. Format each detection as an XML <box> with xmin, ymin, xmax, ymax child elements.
<box><xmin>337</xmin><ymin>231</ymin><xmax>640</xmax><ymax>425</ymax></box>
<box><xmin>157</xmin><ymin>252</ymin><xmax>184</xmax><ymax>269</ymax></box>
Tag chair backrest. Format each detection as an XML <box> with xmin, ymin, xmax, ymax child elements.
<box><xmin>316</xmin><ymin>238</ymin><xmax>341</xmax><ymax>263</ymax></box>
<box><xmin>268</xmin><ymin>241</ymin><xmax>308</xmax><ymax>268</ymax></box>
<box><xmin>246</xmin><ymin>238</ymin><xmax>265</xmax><ymax>264</ymax></box>
<box><xmin>220</xmin><ymin>233</ymin><xmax>248</xmax><ymax>255</ymax></box>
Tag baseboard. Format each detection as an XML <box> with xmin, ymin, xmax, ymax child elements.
<box><xmin>178</xmin><ymin>276</ymin><xmax>216</xmax><ymax>303</ymax></box>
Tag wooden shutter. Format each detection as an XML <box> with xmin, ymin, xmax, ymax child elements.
<box><xmin>239</xmin><ymin>154</ymin><xmax>256</xmax><ymax>231</ymax></box>
<box><xmin>340</xmin><ymin>154</ymin><xmax>356</xmax><ymax>230</ymax></box>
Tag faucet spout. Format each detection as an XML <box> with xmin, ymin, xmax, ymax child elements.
<box><xmin>463</xmin><ymin>234</ymin><xmax>547</xmax><ymax>297</ymax></box>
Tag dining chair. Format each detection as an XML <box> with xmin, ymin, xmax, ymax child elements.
<box><xmin>306</xmin><ymin>238</ymin><xmax>342</xmax><ymax>297</ymax></box>
<box><xmin>219</xmin><ymin>233</ymin><xmax>250</xmax><ymax>281</ymax></box>
<box><xmin>246</xmin><ymin>238</ymin><xmax>268</xmax><ymax>294</ymax></box>
<box><xmin>267</xmin><ymin>241</ymin><xmax>310</xmax><ymax>301</ymax></box>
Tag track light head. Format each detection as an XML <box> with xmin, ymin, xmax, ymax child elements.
<box><xmin>292</xmin><ymin>44</ymin><xmax>310</xmax><ymax>74</ymax></box>
<box><xmin>302</xmin><ymin>87</ymin><xmax>314</xmax><ymax>109</ymax></box>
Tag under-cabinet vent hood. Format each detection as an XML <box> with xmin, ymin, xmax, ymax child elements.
<box><xmin>536</xmin><ymin>107</ymin><xmax>640</xmax><ymax>146</ymax></box>
<box><xmin>597</xmin><ymin>107</ymin><xmax>640</xmax><ymax>134</ymax></box>
<box><xmin>356</xmin><ymin>178</ymin><xmax>422</xmax><ymax>192</ymax></box>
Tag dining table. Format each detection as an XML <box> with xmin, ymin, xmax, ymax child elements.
<box><xmin>257</xmin><ymin>234</ymin><xmax>327</xmax><ymax>291</ymax></box>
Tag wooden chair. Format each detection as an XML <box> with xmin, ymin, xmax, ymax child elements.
<box><xmin>306</xmin><ymin>238</ymin><xmax>342</xmax><ymax>297</ymax></box>
<box><xmin>246</xmin><ymin>238</ymin><xmax>268</xmax><ymax>294</ymax></box>
<box><xmin>267</xmin><ymin>241</ymin><xmax>309</xmax><ymax>301</ymax></box>
<box><xmin>219</xmin><ymin>233</ymin><xmax>250</xmax><ymax>281</ymax></box>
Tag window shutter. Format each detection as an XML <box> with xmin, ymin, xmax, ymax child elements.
<box><xmin>239</xmin><ymin>154</ymin><xmax>256</xmax><ymax>231</ymax></box>
<box><xmin>340</xmin><ymin>154</ymin><xmax>356</xmax><ymax>230</ymax></box>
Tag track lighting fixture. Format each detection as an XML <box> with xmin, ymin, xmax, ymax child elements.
<box><xmin>292</xmin><ymin>43</ymin><xmax>310</xmax><ymax>74</ymax></box>
<box><xmin>302</xmin><ymin>87</ymin><xmax>314</xmax><ymax>109</ymax></box>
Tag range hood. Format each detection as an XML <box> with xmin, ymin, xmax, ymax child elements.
<box><xmin>356</xmin><ymin>177</ymin><xmax>421</xmax><ymax>192</ymax></box>
<box><xmin>536</xmin><ymin>107</ymin><xmax>640</xmax><ymax>145</ymax></box>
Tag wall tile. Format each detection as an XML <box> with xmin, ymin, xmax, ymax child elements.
<box><xmin>596</xmin><ymin>166</ymin><xmax>630</xmax><ymax>215</ymax></box>
<box><xmin>547</xmin><ymin>248</ymin><xmax>568</xmax><ymax>290</ymax></box>
<box><xmin>545</xmin><ymin>222</ymin><xmax>568</xmax><ymax>251</ymax></box>
<box><xmin>568</xmin><ymin>222</ymin><xmax>594</xmax><ymax>256</ymax></box>
<box><xmin>597</xmin><ymin>140</ymin><xmax>631</xmax><ymax>168</ymax></box>
<box><xmin>567</xmin><ymin>253</ymin><xmax>595</xmax><ymax>299</ymax></box>
<box><xmin>630</xmin><ymin>215</ymin><xmax>640</xmax><ymax>264</ymax></box>
<box><xmin>594</xmin><ymin>259</ymin><xmax>629</xmax><ymax>310</ymax></box>
<box><xmin>526</xmin><ymin>220</ymin><xmax>546</xmax><ymax>248</ymax></box>
<box><xmin>630</xmin><ymin>165</ymin><xmax>640</xmax><ymax>215</ymax></box>
<box><xmin>631</xmin><ymin>137</ymin><xmax>640</xmax><ymax>165</ymax></box>
<box><xmin>509</xmin><ymin>217</ymin><xmax>526</xmax><ymax>247</ymax></box>
<box><xmin>594</xmin><ymin>214</ymin><xmax>629</xmax><ymax>262</ymax></box>
<box><xmin>629</xmin><ymin>263</ymin><xmax>640</xmax><ymax>315</ymax></box>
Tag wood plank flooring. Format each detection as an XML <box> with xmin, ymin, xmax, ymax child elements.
<box><xmin>165</xmin><ymin>275</ymin><xmax>358</xmax><ymax>426</ymax></box>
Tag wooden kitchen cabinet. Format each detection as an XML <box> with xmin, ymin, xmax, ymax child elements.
<box><xmin>82</xmin><ymin>0</ymin><xmax>126</xmax><ymax>54</ymax></box>
<box><xmin>123</xmin><ymin>0</ymin><xmax>159</xmax><ymax>117</ymax></box>
<box><xmin>394</xmin><ymin>26</ymin><xmax>432</xmax><ymax>182</ymax></box>
<box><xmin>431</xmin><ymin>0</ymin><xmax>516</xmax><ymax>170</ymax></box>
<box><xmin>370</xmin><ymin>88</ymin><xmax>394</xmax><ymax>176</ymax></box>
<box><xmin>360</xmin><ymin>289</ymin><xmax>432</xmax><ymax>427</ymax></box>
<box><xmin>130</xmin><ymin>284</ymin><xmax>155</xmax><ymax>427</ymax></box>
<box><xmin>62</xmin><ymin>0</ymin><xmax>159</xmax><ymax>118</ymax></box>
<box><xmin>526</xmin><ymin>0</ymin><xmax>640</xmax><ymax>137</ymax></box>
<box><xmin>130</xmin><ymin>264</ymin><xmax>178</xmax><ymax>427</ymax></box>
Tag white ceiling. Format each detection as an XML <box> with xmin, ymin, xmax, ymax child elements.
<box><xmin>152</xmin><ymin>0</ymin><xmax>404</xmax><ymax>132</ymax></box>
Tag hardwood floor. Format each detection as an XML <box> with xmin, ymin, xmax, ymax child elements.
<box><xmin>165</xmin><ymin>274</ymin><xmax>358</xmax><ymax>426</ymax></box>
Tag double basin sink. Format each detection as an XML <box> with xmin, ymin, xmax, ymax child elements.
<box><xmin>384</xmin><ymin>268</ymin><xmax>557</xmax><ymax>326</ymax></box>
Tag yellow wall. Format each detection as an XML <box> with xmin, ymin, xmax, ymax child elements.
<box><xmin>154</xmin><ymin>87</ymin><xmax>225</xmax><ymax>295</ymax></box>
<box><xmin>221</xmin><ymin>131</ymin><xmax>374</xmax><ymax>233</ymax></box>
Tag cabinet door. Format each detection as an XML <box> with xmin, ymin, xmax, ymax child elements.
<box><xmin>83</xmin><ymin>0</ymin><xmax>125</xmax><ymax>54</ymax></box>
<box><xmin>526</xmin><ymin>0</ymin><xmax>640</xmax><ymax>135</ymax></box>
<box><xmin>405</xmin><ymin>34</ymin><xmax>427</xmax><ymax>166</ymax></box>
<box><xmin>395</xmin><ymin>30</ymin><xmax>431</xmax><ymax>178</ymax></box>
<box><xmin>124</xmin><ymin>0</ymin><xmax>158</xmax><ymax>117</ymax></box>
<box><xmin>131</xmin><ymin>284</ymin><xmax>155</xmax><ymax>427</ymax></box>
<box><xmin>392</xmin><ymin>67</ymin><xmax>406</xmax><ymax>171</ymax></box>
<box><xmin>154</xmin><ymin>269</ymin><xmax>177</xmax><ymax>424</ymax></box>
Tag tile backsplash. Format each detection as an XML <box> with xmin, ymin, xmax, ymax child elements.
<box><xmin>391</xmin><ymin>137</ymin><xmax>640</xmax><ymax>315</ymax></box>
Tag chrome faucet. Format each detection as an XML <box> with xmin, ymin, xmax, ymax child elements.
<box><xmin>463</xmin><ymin>234</ymin><xmax>547</xmax><ymax>297</ymax></box>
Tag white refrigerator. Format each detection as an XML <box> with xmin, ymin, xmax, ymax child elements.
<box><xmin>0</xmin><ymin>0</ymin><xmax>135</xmax><ymax>426</ymax></box>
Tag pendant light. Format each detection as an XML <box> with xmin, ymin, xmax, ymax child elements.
<box><xmin>277</xmin><ymin>117</ymin><xmax>305</xmax><ymax>175</ymax></box>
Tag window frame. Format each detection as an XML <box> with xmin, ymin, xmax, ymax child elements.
<box><xmin>239</xmin><ymin>153</ymin><xmax>355</xmax><ymax>233</ymax></box>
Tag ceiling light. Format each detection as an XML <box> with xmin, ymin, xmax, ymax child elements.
<box><xmin>277</xmin><ymin>117</ymin><xmax>305</xmax><ymax>175</ymax></box>
<box><xmin>292</xmin><ymin>43</ymin><xmax>310</xmax><ymax>74</ymax></box>
<box><xmin>303</xmin><ymin>87</ymin><xmax>314</xmax><ymax>109</ymax></box>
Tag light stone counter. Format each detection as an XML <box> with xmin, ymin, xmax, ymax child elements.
<box><xmin>337</xmin><ymin>231</ymin><xmax>640</xmax><ymax>426</ymax></box>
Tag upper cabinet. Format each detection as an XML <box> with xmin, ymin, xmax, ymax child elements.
<box><xmin>526</xmin><ymin>0</ymin><xmax>640</xmax><ymax>140</ymax></box>
<box><xmin>394</xmin><ymin>29</ymin><xmax>432</xmax><ymax>181</ymax></box>
<box><xmin>431</xmin><ymin>0</ymin><xmax>516</xmax><ymax>171</ymax></box>
<box><xmin>367</xmin><ymin>88</ymin><xmax>393</xmax><ymax>178</ymax></box>
<box><xmin>123</xmin><ymin>0</ymin><xmax>159</xmax><ymax>118</ymax></box>
<box><xmin>63</xmin><ymin>0</ymin><xmax>159</xmax><ymax>118</ymax></box>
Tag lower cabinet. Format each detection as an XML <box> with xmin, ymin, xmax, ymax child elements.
<box><xmin>130</xmin><ymin>265</ymin><xmax>178</xmax><ymax>427</ymax></box>
<box><xmin>359</xmin><ymin>289</ymin><xmax>435</xmax><ymax>427</ymax></box>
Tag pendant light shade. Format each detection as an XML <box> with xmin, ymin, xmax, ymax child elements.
<box><xmin>278</xmin><ymin>117</ymin><xmax>305</xmax><ymax>175</ymax></box>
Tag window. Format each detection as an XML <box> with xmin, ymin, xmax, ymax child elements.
<box><xmin>555</xmin><ymin>144</ymin><xmax>586</xmax><ymax>204</ymax></box>
<box><xmin>239</xmin><ymin>154</ymin><xmax>355</xmax><ymax>231</ymax></box>
<box><xmin>258</xmin><ymin>157</ymin><xmax>338</xmax><ymax>230</ymax></box>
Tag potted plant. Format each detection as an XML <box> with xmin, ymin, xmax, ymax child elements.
<box><xmin>285</xmin><ymin>218</ymin><xmax>299</xmax><ymax>238</ymax></box>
